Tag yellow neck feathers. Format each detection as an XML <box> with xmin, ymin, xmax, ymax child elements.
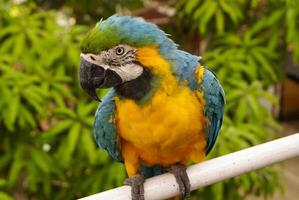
<box><xmin>136</xmin><ymin>46</ymin><xmax>177</xmax><ymax>94</ymax></box>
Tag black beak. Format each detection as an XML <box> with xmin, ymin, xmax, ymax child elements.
<box><xmin>79</xmin><ymin>59</ymin><xmax>122</xmax><ymax>101</ymax></box>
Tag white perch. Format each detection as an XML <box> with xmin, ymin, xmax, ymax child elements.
<box><xmin>79</xmin><ymin>133</ymin><xmax>299</xmax><ymax>200</ymax></box>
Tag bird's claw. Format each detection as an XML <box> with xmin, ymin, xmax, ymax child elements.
<box><xmin>168</xmin><ymin>164</ymin><xmax>190</xmax><ymax>200</ymax></box>
<box><xmin>124</xmin><ymin>174</ymin><xmax>145</xmax><ymax>200</ymax></box>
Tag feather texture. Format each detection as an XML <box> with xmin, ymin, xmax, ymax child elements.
<box><xmin>197</xmin><ymin>68</ymin><xmax>225</xmax><ymax>154</ymax></box>
<box><xmin>94</xmin><ymin>89</ymin><xmax>123</xmax><ymax>162</ymax></box>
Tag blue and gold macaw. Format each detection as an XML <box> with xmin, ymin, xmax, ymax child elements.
<box><xmin>79</xmin><ymin>15</ymin><xmax>225</xmax><ymax>200</ymax></box>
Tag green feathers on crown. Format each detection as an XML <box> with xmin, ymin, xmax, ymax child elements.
<box><xmin>80</xmin><ymin>15</ymin><xmax>177</xmax><ymax>54</ymax></box>
<box><xmin>81</xmin><ymin>24</ymin><xmax>121</xmax><ymax>54</ymax></box>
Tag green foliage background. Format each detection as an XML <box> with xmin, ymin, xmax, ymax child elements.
<box><xmin>0</xmin><ymin>0</ymin><xmax>298</xmax><ymax>199</ymax></box>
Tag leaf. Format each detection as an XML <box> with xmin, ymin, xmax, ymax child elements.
<box><xmin>54</xmin><ymin>107</ymin><xmax>76</xmax><ymax>118</ymax></box>
<box><xmin>52</xmin><ymin>83</ymin><xmax>74</xmax><ymax>100</ymax></box>
<box><xmin>26</xmin><ymin>162</ymin><xmax>39</xmax><ymax>192</ymax></box>
<box><xmin>185</xmin><ymin>0</ymin><xmax>201</xmax><ymax>14</ymax></box>
<box><xmin>5</xmin><ymin>94</ymin><xmax>20</xmax><ymax>131</ymax></box>
<box><xmin>67</xmin><ymin>45</ymin><xmax>80</xmax><ymax>66</ymax></box>
<box><xmin>0</xmin><ymin>178</ymin><xmax>7</xmax><ymax>187</ymax></box>
<box><xmin>211</xmin><ymin>182</ymin><xmax>223</xmax><ymax>200</ymax></box>
<box><xmin>219</xmin><ymin>0</ymin><xmax>242</xmax><ymax>24</ymax></box>
<box><xmin>41</xmin><ymin>120</ymin><xmax>73</xmax><ymax>138</ymax></box>
<box><xmin>77</xmin><ymin>102</ymin><xmax>97</xmax><ymax>117</ymax></box>
<box><xmin>51</xmin><ymin>90</ymin><xmax>66</xmax><ymax>108</ymax></box>
<box><xmin>246</xmin><ymin>95</ymin><xmax>260</xmax><ymax>120</ymax></box>
<box><xmin>199</xmin><ymin>2</ymin><xmax>217</xmax><ymax>34</ymax></box>
<box><xmin>193</xmin><ymin>0</ymin><xmax>211</xmax><ymax>19</ymax></box>
<box><xmin>8</xmin><ymin>145</ymin><xmax>24</xmax><ymax>187</ymax></box>
<box><xmin>234</xmin><ymin>98</ymin><xmax>247</xmax><ymax>124</ymax></box>
<box><xmin>0</xmin><ymin>154</ymin><xmax>11</xmax><ymax>171</ymax></box>
<box><xmin>13</xmin><ymin>34</ymin><xmax>25</xmax><ymax>58</ymax></box>
<box><xmin>246</xmin><ymin>10</ymin><xmax>284</xmax><ymax>38</ymax></box>
<box><xmin>252</xmin><ymin>50</ymin><xmax>277</xmax><ymax>81</ymax></box>
<box><xmin>226</xmin><ymin>90</ymin><xmax>243</xmax><ymax>101</ymax></box>
<box><xmin>215</xmin><ymin>9</ymin><xmax>224</xmax><ymax>35</ymax></box>
<box><xmin>0</xmin><ymin>36</ymin><xmax>15</xmax><ymax>54</ymax></box>
<box><xmin>22</xmin><ymin>87</ymin><xmax>45</xmax><ymax>103</ymax></box>
<box><xmin>81</xmin><ymin>128</ymin><xmax>97</xmax><ymax>164</ymax></box>
<box><xmin>30</xmin><ymin>148</ymin><xmax>51</xmax><ymax>173</ymax></box>
<box><xmin>84</xmin><ymin>116</ymin><xmax>94</xmax><ymax>127</ymax></box>
<box><xmin>0</xmin><ymin>192</ymin><xmax>13</xmax><ymax>200</ymax></box>
<box><xmin>59</xmin><ymin>123</ymin><xmax>81</xmax><ymax>167</ymax></box>
<box><xmin>19</xmin><ymin>106</ymin><xmax>37</xmax><ymax>128</ymax></box>
<box><xmin>0</xmin><ymin>26</ymin><xmax>19</xmax><ymax>39</ymax></box>
<box><xmin>23</xmin><ymin>90</ymin><xmax>45</xmax><ymax>115</ymax></box>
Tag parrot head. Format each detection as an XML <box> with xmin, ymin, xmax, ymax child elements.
<box><xmin>79</xmin><ymin>43</ymin><xmax>143</xmax><ymax>101</ymax></box>
<box><xmin>79</xmin><ymin>15</ymin><xmax>197</xmax><ymax>102</ymax></box>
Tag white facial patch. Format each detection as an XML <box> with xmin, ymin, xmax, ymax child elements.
<box><xmin>110</xmin><ymin>63</ymin><xmax>143</xmax><ymax>82</ymax></box>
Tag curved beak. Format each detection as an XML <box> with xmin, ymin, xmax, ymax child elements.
<box><xmin>79</xmin><ymin>54</ymin><xmax>122</xmax><ymax>101</ymax></box>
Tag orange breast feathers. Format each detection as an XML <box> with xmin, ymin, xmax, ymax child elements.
<box><xmin>115</xmin><ymin>86</ymin><xmax>206</xmax><ymax>176</ymax></box>
<box><xmin>114</xmin><ymin>47</ymin><xmax>207</xmax><ymax>177</ymax></box>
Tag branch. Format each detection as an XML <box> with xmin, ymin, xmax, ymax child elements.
<box><xmin>80</xmin><ymin>133</ymin><xmax>299</xmax><ymax>200</ymax></box>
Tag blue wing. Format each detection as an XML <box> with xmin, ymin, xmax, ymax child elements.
<box><xmin>94</xmin><ymin>89</ymin><xmax>123</xmax><ymax>162</ymax></box>
<box><xmin>198</xmin><ymin>68</ymin><xmax>225</xmax><ymax>154</ymax></box>
<box><xmin>172</xmin><ymin>51</ymin><xmax>225</xmax><ymax>155</ymax></box>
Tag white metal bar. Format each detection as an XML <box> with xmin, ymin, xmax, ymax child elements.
<box><xmin>79</xmin><ymin>133</ymin><xmax>299</xmax><ymax>200</ymax></box>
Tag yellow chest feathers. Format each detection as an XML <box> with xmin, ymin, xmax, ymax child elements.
<box><xmin>115</xmin><ymin>86</ymin><xmax>206</xmax><ymax>165</ymax></box>
<box><xmin>115</xmin><ymin>46</ymin><xmax>207</xmax><ymax>166</ymax></box>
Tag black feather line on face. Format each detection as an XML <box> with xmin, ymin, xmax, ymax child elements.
<box><xmin>118</xmin><ymin>49</ymin><xmax>135</xmax><ymax>60</ymax></box>
<box><xmin>108</xmin><ymin>49</ymin><xmax>136</xmax><ymax>67</ymax></box>
<box><xmin>115</xmin><ymin>67</ymin><xmax>152</xmax><ymax>102</ymax></box>
<box><xmin>107</xmin><ymin>56</ymin><xmax>135</xmax><ymax>67</ymax></box>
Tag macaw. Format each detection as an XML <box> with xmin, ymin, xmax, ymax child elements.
<box><xmin>79</xmin><ymin>15</ymin><xmax>225</xmax><ymax>200</ymax></box>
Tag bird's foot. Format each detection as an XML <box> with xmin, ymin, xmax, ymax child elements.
<box><xmin>168</xmin><ymin>164</ymin><xmax>190</xmax><ymax>200</ymax></box>
<box><xmin>124</xmin><ymin>174</ymin><xmax>145</xmax><ymax>200</ymax></box>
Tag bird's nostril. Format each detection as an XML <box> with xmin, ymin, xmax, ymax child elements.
<box><xmin>90</xmin><ymin>56</ymin><xmax>96</xmax><ymax>61</ymax></box>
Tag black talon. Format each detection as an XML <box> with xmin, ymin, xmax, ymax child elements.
<box><xmin>124</xmin><ymin>174</ymin><xmax>145</xmax><ymax>200</ymax></box>
<box><xmin>168</xmin><ymin>164</ymin><xmax>190</xmax><ymax>200</ymax></box>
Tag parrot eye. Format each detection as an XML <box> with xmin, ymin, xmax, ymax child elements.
<box><xmin>115</xmin><ymin>47</ymin><xmax>125</xmax><ymax>56</ymax></box>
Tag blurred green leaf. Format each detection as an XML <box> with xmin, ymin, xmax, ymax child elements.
<box><xmin>8</xmin><ymin>145</ymin><xmax>24</xmax><ymax>187</ymax></box>
<box><xmin>58</xmin><ymin>122</ymin><xmax>81</xmax><ymax>167</ymax></box>
<box><xmin>178</xmin><ymin>0</ymin><xmax>243</xmax><ymax>34</ymax></box>
<box><xmin>30</xmin><ymin>148</ymin><xmax>51</xmax><ymax>173</ymax></box>
<box><xmin>0</xmin><ymin>192</ymin><xmax>13</xmax><ymax>200</ymax></box>
<box><xmin>42</xmin><ymin>120</ymin><xmax>73</xmax><ymax>138</ymax></box>
<box><xmin>81</xmin><ymin>128</ymin><xmax>97</xmax><ymax>165</ymax></box>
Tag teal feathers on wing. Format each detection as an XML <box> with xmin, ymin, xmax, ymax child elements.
<box><xmin>94</xmin><ymin>89</ymin><xmax>123</xmax><ymax>162</ymax></box>
<box><xmin>198</xmin><ymin>68</ymin><xmax>225</xmax><ymax>154</ymax></box>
